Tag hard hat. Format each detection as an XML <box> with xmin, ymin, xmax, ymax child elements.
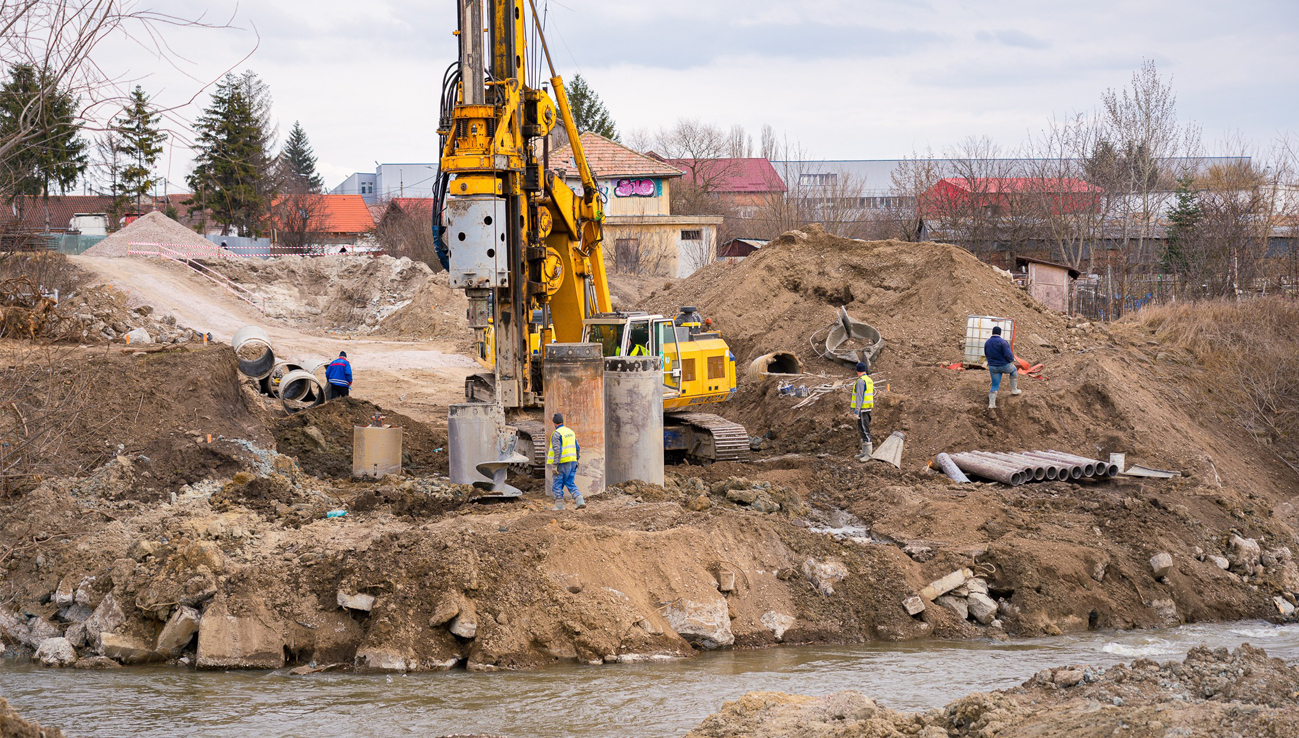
<box><xmin>855</xmin><ymin>362</ymin><xmax>867</xmax><ymax>373</ymax></box>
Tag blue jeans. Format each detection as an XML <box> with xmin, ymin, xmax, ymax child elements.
<box><xmin>988</xmin><ymin>363</ymin><xmax>1017</xmax><ymax>392</ymax></box>
<box><xmin>552</xmin><ymin>461</ymin><xmax>580</xmax><ymax>500</ymax></box>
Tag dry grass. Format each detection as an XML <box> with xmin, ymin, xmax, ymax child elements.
<box><xmin>1128</xmin><ymin>297</ymin><xmax>1299</xmax><ymax>470</ymax></box>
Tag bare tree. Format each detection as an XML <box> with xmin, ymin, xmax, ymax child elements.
<box><xmin>889</xmin><ymin>148</ymin><xmax>942</xmax><ymax>241</ymax></box>
<box><xmin>759</xmin><ymin>124</ymin><xmax>777</xmax><ymax>160</ymax></box>
<box><xmin>726</xmin><ymin>124</ymin><xmax>752</xmax><ymax>158</ymax></box>
<box><xmin>757</xmin><ymin>137</ymin><xmax>882</xmax><ymax>240</ymax></box>
<box><xmin>268</xmin><ymin>193</ymin><xmax>329</xmax><ymax>254</ymax></box>
<box><xmin>1021</xmin><ymin>114</ymin><xmax>1110</xmax><ymax>270</ymax></box>
<box><xmin>372</xmin><ymin>198</ymin><xmax>442</xmax><ymax>267</ymax></box>
<box><xmin>928</xmin><ymin>136</ymin><xmax>1024</xmax><ymax>264</ymax></box>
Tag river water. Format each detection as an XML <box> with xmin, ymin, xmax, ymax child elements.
<box><xmin>3</xmin><ymin>621</ymin><xmax>1297</xmax><ymax>738</ymax></box>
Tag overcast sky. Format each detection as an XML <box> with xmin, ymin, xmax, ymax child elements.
<box><xmin>97</xmin><ymin>0</ymin><xmax>1299</xmax><ymax>193</ymax></box>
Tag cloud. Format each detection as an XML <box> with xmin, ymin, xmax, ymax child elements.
<box><xmin>974</xmin><ymin>29</ymin><xmax>1051</xmax><ymax>49</ymax></box>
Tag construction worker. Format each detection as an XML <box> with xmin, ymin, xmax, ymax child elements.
<box><xmin>326</xmin><ymin>351</ymin><xmax>353</xmax><ymax>399</ymax></box>
<box><xmin>984</xmin><ymin>326</ymin><xmax>1020</xmax><ymax>409</ymax></box>
<box><xmin>547</xmin><ymin>413</ymin><xmax>585</xmax><ymax>510</ymax></box>
<box><xmin>850</xmin><ymin>362</ymin><xmax>874</xmax><ymax>461</ymax></box>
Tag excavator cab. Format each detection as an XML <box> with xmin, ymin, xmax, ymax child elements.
<box><xmin>583</xmin><ymin>313</ymin><xmax>683</xmax><ymax>399</ymax></box>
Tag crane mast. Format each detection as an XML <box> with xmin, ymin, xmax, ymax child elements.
<box><xmin>440</xmin><ymin>0</ymin><xmax>611</xmax><ymax>409</ymax></box>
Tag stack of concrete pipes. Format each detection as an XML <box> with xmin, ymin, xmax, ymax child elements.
<box><xmin>948</xmin><ymin>450</ymin><xmax>1119</xmax><ymax>487</ymax></box>
<box><xmin>232</xmin><ymin>325</ymin><xmax>328</xmax><ymax>412</ymax></box>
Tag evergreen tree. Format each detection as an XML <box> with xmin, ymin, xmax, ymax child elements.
<box><xmin>185</xmin><ymin>73</ymin><xmax>271</xmax><ymax>236</ymax></box>
<box><xmin>564</xmin><ymin>74</ymin><xmax>618</xmax><ymax>141</ymax></box>
<box><xmin>1162</xmin><ymin>176</ymin><xmax>1201</xmax><ymax>274</ymax></box>
<box><xmin>0</xmin><ymin>64</ymin><xmax>87</xmax><ymax>218</ymax></box>
<box><xmin>278</xmin><ymin>121</ymin><xmax>324</xmax><ymax>193</ymax></box>
<box><xmin>116</xmin><ymin>85</ymin><xmax>166</xmax><ymax>211</ymax></box>
<box><xmin>94</xmin><ymin>128</ymin><xmax>129</xmax><ymax>226</ymax></box>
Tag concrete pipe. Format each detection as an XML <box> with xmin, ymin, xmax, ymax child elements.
<box><xmin>935</xmin><ymin>452</ymin><xmax>970</xmax><ymax>484</ymax></box>
<box><xmin>952</xmin><ymin>453</ymin><xmax>1029</xmax><ymax>482</ymax></box>
<box><xmin>1038</xmin><ymin>450</ymin><xmax>1104</xmax><ymax>477</ymax></box>
<box><xmin>950</xmin><ymin>454</ymin><xmax>1025</xmax><ymax>486</ymax></box>
<box><xmin>545</xmin><ymin>344</ymin><xmax>606</xmax><ymax>498</ymax></box>
<box><xmin>232</xmin><ymin>325</ymin><xmax>276</xmax><ymax>379</ymax></box>
<box><xmin>746</xmin><ymin>352</ymin><xmax>803</xmax><ymax>383</ymax></box>
<box><xmin>970</xmin><ymin>451</ymin><xmax>1042</xmax><ymax>481</ymax></box>
<box><xmin>448</xmin><ymin>403</ymin><xmax>505</xmax><ymax>486</ymax></box>
<box><xmin>278</xmin><ymin>369</ymin><xmax>324</xmax><ymax>414</ymax></box>
<box><xmin>1100</xmin><ymin>462</ymin><xmax>1119</xmax><ymax>477</ymax></box>
<box><xmin>1020</xmin><ymin>452</ymin><xmax>1083</xmax><ymax>480</ymax></box>
<box><xmin>605</xmin><ymin>357</ymin><xmax>664</xmax><ymax>486</ymax></box>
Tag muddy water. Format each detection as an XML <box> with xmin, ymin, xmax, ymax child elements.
<box><xmin>3</xmin><ymin>622</ymin><xmax>1298</xmax><ymax>738</ymax></box>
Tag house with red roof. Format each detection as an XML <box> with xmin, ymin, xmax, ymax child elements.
<box><xmin>550</xmin><ymin>133</ymin><xmax>723</xmax><ymax>277</ymax></box>
<box><xmin>660</xmin><ymin>157</ymin><xmax>786</xmax><ymax>217</ymax></box>
<box><xmin>919</xmin><ymin>177</ymin><xmax>1103</xmax><ymax>218</ymax></box>
<box><xmin>267</xmin><ymin>193</ymin><xmax>377</xmax><ymax>251</ymax></box>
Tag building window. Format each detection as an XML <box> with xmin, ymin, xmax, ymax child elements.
<box><xmin>614</xmin><ymin>238</ymin><xmax>641</xmax><ymax>273</ymax></box>
<box><xmin>680</xmin><ymin>230</ymin><xmax>702</xmax><ymax>241</ymax></box>
<box><xmin>798</xmin><ymin>172</ymin><xmax>837</xmax><ymax>186</ymax></box>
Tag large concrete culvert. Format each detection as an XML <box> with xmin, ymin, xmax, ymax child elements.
<box><xmin>746</xmin><ymin>352</ymin><xmax>803</xmax><ymax>382</ymax></box>
<box><xmin>232</xmin><ymin>325</ymin><xmax>276</xmax><ymax>379</ymax></box>
<box><xmin>278</xmin><ymin>369</ymin><xmax>326</xmax><ymax>413</ymax></box>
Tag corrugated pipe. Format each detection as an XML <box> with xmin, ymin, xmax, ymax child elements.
<box><xmin>950</xmin><ymin>453</ymin><xmax>1027</xmax><ymax>486</ymax></box>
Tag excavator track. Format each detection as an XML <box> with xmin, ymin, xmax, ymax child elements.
<box><xmin>669</xmin><ymin>412</ymin><xmax>752</xmax><ymax>463</ymax></box>
<box><xmin>511</xmin><ymin>419</ymin><xmax>549</xmax><ymax>470</ymax></box>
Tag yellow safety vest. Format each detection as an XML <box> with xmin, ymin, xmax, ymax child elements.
<box><xmin>547</xmin><ymin>425</ymin><xmax>578</xmax><ymax>464</ymax></box>
<box><xmin>851</xmin><ymin>375</ymin><xmax>874</xmax><ymax>411</ymax></box>
<box><xmin>630</xmin><ymin>344</ymin><xmax>647</xmax><ymax>356</ymax></box>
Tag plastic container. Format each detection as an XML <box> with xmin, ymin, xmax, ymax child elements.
<box><xmin>963</xmin><ymin>315</ymin><xmax>1016</xmax><ymax>366</ymax></box>
<box><xmin>326</xmin><ymin>510</ymin><xmax>347</xmax><ymax>518</ymax></box>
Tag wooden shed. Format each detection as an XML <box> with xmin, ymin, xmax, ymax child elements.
<box><xmin>1015</xmin><ymin>257</ymin><xmax>1080</xmax><ymax>314</ymax></box>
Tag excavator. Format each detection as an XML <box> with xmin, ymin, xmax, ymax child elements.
<box><xmin>434</xmin><ymin>0</ymin><xmax>749</xmax><ymax>466</ymax></box>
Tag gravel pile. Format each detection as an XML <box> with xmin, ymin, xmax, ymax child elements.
<box><xmin>83</xmin><ymin>211</ymin><xmax>220</xmax><ymax>257</ymax></box>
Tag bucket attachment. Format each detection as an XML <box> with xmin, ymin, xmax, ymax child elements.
<box><xmin>825</xmin><ymin>306</ymin><xmax>883</xmax><ymax>370</ymax></box>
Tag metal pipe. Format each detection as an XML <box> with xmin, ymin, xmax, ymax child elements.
<box><xmin>935</xmin><ymin>453</ymin><xmax>970</xmax><ymax>484</ymax></box>
<box><xmin>232</xmin><ymin>325</ymin><xmax>275</xmax><ymax>379</ymax></box>
<box><xmin>950</xmin><ymin>454</ymin><xmax>1025</xmax><ymax>486</ymax></box>
<box><xmin>448</xmin><ymin>403</ymin><xmax>505</xmax><ymax>485</ymax></box>
<box><xmin>605</xmin><ymin>356</ymin><xmax>664</xmax><ymax>486</ymax></box>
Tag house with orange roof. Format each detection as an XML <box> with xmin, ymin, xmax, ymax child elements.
<box><xmin>267</xmin><ymin>193</ymin><xmax>377</xmax><ymax>252</ymax></box>
<box><xmin>550</xmin><ymin>132</ymin><xmax>723</xmax><ymax>277</ymax></box>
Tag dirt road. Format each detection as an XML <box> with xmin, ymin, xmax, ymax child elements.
<box><xmin>73</xmin><ymin>255</ymin><xmax>478</xmax><ymax>425</ymax></box>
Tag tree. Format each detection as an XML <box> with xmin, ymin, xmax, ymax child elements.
<box><xmin>1162</xmin><ymin>176</ymin><xmax>1201</xmax><ymax>275</ymax></box>
<box><xmin>116</xmin><ymin>86</ymin><xmax>166</xmax><ymax>211</ymax></box>
<box><xmin>278</xmin><ymin>121</ymin><xmax>324</xmax><ymax>193</ymax></box>
<box><xmin>0</xmin><ymin>64</ymin><xmax>87</xmax><ymax>221</ymax></box>
<box><xmin>93</xmin><ymin>128</ymin><xmax>128</xmax><ymax>226</ymax></box>
<box><xmin>186</xmin><ymin>72</ymin><xmax>272</xmax><ymax>236</ymax></box>
<box><xmin>268</xmin><ymin>193</ymin><xmax>329</xmax><ymax>254</ymax></box>
<box><xmin>564</xmin><ymin>74</ymin><xmax>617</xmax><ymax>141</ymax></box>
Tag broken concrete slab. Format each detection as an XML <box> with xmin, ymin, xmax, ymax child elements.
<box><xmin>935</xmin><ymin>595</ymin><xmax>968</xmax><ymax>621</ymax></box>
<box><xmin>902</xmin><ymin>595</ymin><xmax>926</xmax><ymax>616</ymax></box>
<box><xmin>450</xmin><ymin>601</ymin><xmax>478</xmax><ymax>639</ymax></box>
<box><xmin>196</xmin><ymin>612</ymin><xmax>285</xmax><ymax>670</ymax></box>
<box><xmin>920</xmin><ymin>568</ymin><xmax>973</xmax><ymax>601</ymax></box>
<box><xmin>82</xmin><ymin>592</ymin><xmax>125</xmax><ymax>649</ymax></box>
<box><xmin>36</xmin><ymin>637</ymin><xmax>77</xmax><ymax>667</ymax></box>
<box><xmin>355</xmin><ymin>648</ymin><xmax>414</xmax><ymax>673</ymax></box>
<box><xmin>660</xmin><ymin>598</ymin><xmax>734</xmax><ymax>649</ymax></box>
<box><xmin>53</xmin><ymin>577</ymin><xmax>75</xmax><ymax>607</ymax></box>
<box><xmin>1150</xmin><ymin>552</ymin><xmax>1175</xmax><ymax>579</ymax></box>
<box><xmin>99</xmin><ymin>632</ymin><xmax>162</xmax><ymax>664</ymax></box>
<box><xmin>716</xmin><ymin>569</ymin><xmax>736</xmax><ymax>593</ymax></box>
<box><xmin>337</xmin><ymin>591</ymin><xmax>376</xmax><ymax>612</ymax></box>
<box><xmin>428</xmin><ymin>594</ymin><xmax>461</xmax><ymax>627</ymax></box>
<box><xmin>760</xmin><ymin>611</ymin><xmax>795</xmax><ymax>641</ymax></box>
<box><xmin>802</xmin><ymin>557</ymin><xmax>849</xmax><ymax>596</ymax></box>
<box><xmin>156</xmin><ymin>606</ymin><xmax>200</xmax><ymax>656</ymax></box>
<box><xmin>965</xmin><ymin>578</ymin><xmax>989</xmax><ymax>595</ymax></box>
<box><xmin>967</xmin><ymin>592</ymin><xmax>998</xmax><ymax>625</ymax></box>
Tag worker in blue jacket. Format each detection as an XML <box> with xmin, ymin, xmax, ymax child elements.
<box><xmin>325</xmin><ymin>351</ymin><xmax>353</xmax><ymax>399</ymax></box>
<box><xmin>984</xmin><ymin>327</ymin><xmax>1020</xmax><ymax>409</ymax></box>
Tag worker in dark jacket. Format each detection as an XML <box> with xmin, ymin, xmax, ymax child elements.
<box><xmin>849</xmin><ymin>362</ymin><xmax>875</xmax><ymax>461</ymax></box>
<box><xmin>325</xmin><ymin>351</ymin><xmax>353</xmax><ymax>399</ymax></box>
<box><xmin>547</xmin><ymin>413</ymin><xmax>585</xmax><ymax>510</ymax></box>
<box><xmin>984</xmin><ymin>327</ymin><xmax>1020</xmax><ymax>409</ymax></box>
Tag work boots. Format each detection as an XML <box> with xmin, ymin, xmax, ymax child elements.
<box><xmin>552</xmin><ymin>500</ymin><xmax>565</xmax><ymax>511</ymax></box>
<box><xmin>574</xmin><ymin>495</ymin><xmax>586</xmax><ymax>510</ymax></box>
<box><xmin>988</xmin><ymin>391</ymin><xmax>998</xmax><ymax>409</ymax></box>
<box><xmin>1008</xmin><ymin>373</ymin><xmax>1022</xmax><ymax>396</ymax></box>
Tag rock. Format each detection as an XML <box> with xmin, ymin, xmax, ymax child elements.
<box><xmin>428</xmin><ymin>594</ymin><xmax>461</xmax><ymax>627</ymax></box>
<box><xmin>183</xmin><ymin>540</ymin><xmax>225</xmax><ymax>573</ymax></box>
<box><xmin>1275</xmin><ymin>596</ymin><xmax>1297</xmax><ymax>617</ymax></box>
<box><xmin>53</xmin><ymin>577</ymin><xmax>75</xmax><ymax>607</ymax></box>
<box><xmin>660</xmin><ymin>598</ymin><xmax>734</xmax><ymax>649</ymax></box>
<box><xmin>74</xmin><ymin>577</ymin><xmax>98</xmax><ymax>608</ymax></box>
<box><xmin>156</xmin><ymin>606</ymin><xmax>201</xmax><ymax>656</ymax></box>
<box><xmin>965</xmin><ymin>577</ymin><xmax>989</xmax><ymax>595</ymax></box>
<box><xmin>73</xmin><ymin>655</ymin><xmax>122</xmax><ymax>669</ymax></box>
<box><xmin>64</xmin><ymin>622</ymin><xmax>87</xmax><ymax>649</ymax></box>
<box><xmin>450</xmin><ymin>601</ymin><xmax>478</xmax><ymax>639</ymax></box>
<box><xmin>920</xmin><ymin>568</ymin><xmax>972</xmax><ymax>601</ymax></box>
<box><xmin>1208</xmin><ymin>555</ymin><xmax>1230</xmax><ymax>570</ymax></box>
<box><xmin>749</xmin><ymin>493</ymin><xmax>781</xmax><ymax>514</ymax></box>
<box><xmin>196</xmin><ymin>611</ymin><xmax>285</xmax><ymax>669</ymax></box>
<box><xmin>802</xmin><ymin>558</ymin><xmax>849</xmax><ymax>596</ymax></box>
<box><xmin>903</xmin><ymin>595</ymin><xmax>926</xmax><ymax>616</ymax></box>
<box><xmin>935</xmin><ymin>595</ymin><xmax>968</xmax><ymax>620</ymax></box>
<box><xmin>967</xmin><ymin>592</ymin><xmax>998</xmax><ymax>625</ymax></box>
<box><xmin>337</xmin><ymin>591</ymin><xmax>376</xmax><ymax>612</ymax></box>
<box><xmin>760</xmin><ymin>611</ymin><xmax>795</xmax><ymax>641</ymax></box>
<box><xmin>819</xmin><ymin>691</ymin><xmax>877</xmax><ymax>721</ymax></box>
<box><xmin>1149</xmin><ymin>598</ymin><xmax>1179</xmax><ymax>625</ymax></box>
<box><xmin>998</xmin><ymin>600</ymin><xmax>1020</xmax><ymax>619</ymax></box>
<box><xmin>83</xmin><ymin>592</ymin><xmax>126</xmax><ymax>649</ymax></box>
<box><xmin>1150</xmin><ymin>552</ymin><xmax>1175</xmax><ymax>579</ymax></box>
<box><xmin>125</xmin><ymin>327</ymin><xmax>152</xmax><ymax>344</ymax></box>
<box><xmin>36</xmin><ymin>637</ymin><xmax>77</xmax><ymax>667</ymax></box>
<box><xmin>725</xmin><ymin>487</ymin><xmax>759</xmax><ymax>505</ymax></box>
<box><xmin>99</xmin><ymin>632</ymin><xmax>162</xmax><ymax>664</ymax></box>
<box><xmin>1228</xmin><ymin>536</ymin><xmax>1261</xmax><ymax>573</ymax></box>
<box><xmin>57</xmin><ymin>604</ymin><xmax>93</xmax><ymax>623</ymax></box>
<box><xmin>685</xmin><ymin>495</ymin><xmax>711</xmax><ymax>511</ymax></box>
<box><xmin>1053</xmin><ymin>668</ymin><xmax>1085</xmax><ymax>687</ymax></box>
<box><xmin>1090</xmin><ymin>560</ymin><xmax>1107</xmax><ymax>582</ymax></box>
<box><xmin>355</xmin><ymin>648</ymin><xmax>413</xmax><ymax>673</ymax></box>
<box><xmin>130</xmin><ymin>540</ymin><xmax>157</xmax><ymax>561</ymax></box>
<box><xmin>303</xmin><ymin>425</ymin><xmax>328</xmax><ymax>450</ymax></box>
<box><xmin>716</xmin><ymin>569</ymin><xmax>736</xmax><ymax>593</ymax></box>
<box><xmin>902</xmin><ymin>542</ymin><xmax>934</xmax><ymax>562</ymax></box>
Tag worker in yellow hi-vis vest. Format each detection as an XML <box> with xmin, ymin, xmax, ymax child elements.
<box><xmin>849</xmin><ymin>362</ymin><xmax>875</xmax><ymax>462</ymax></box>
<box><xmin>546</xmin><ymin>413</ymin><xmax>585</xmax><ymax>510</ymax></box>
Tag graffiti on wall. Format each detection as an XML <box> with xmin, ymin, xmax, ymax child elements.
<box><xmin>612</xmin><ymin>178</ymin><xmax>658</xmax><ymax>198</ymax></box>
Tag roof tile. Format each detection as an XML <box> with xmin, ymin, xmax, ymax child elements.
<box><xmin>550</xmin><ymin>133</ymin><xmax>682</xmax><ymax>179</ymax></box>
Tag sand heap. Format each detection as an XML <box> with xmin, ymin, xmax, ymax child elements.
<box><xmin>83</xmin><ymin>211</ymin><xmax>219</xmax><ymax>257</ymax></box>
<box><xmin>374</xmin><ymin>270</ymin><xmax>470</xmax><ymax>343</ymax></box>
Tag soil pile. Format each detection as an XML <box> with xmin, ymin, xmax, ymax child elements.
<box><xmin>686</xmin><ymin>645</ymin><xmax>1299</xmax><ymax>738</ymax></box>
<box><xmin>83</xmin><ymin>212</ymin><xmax>218</xmax><ymax>257</ymax></box>
<box><xmin>273</xmin><ymin>396</ymin><xmax>448</xmax><ymax>478</ymax></box>
<box><xmin>607</xmin><ymin>273</ymin><xmax>678</xmax><ymax>312</ymax></box>
<box><xmin>0</xmin><ymin>697</ymin><xmax>65</xmax><ymax>738</ymax></box>
<box><xmin>51</xmin><ymin>284</ymin><xmax>199</xmax><ymax>343</ymax></box>
<box><xmin>206</xmin><ymin>254</ymin><xmax>434</xmax><ymax>332</ymax></box>
<box><xmin>373</xmin><ymin>270</ymin><xmax>470</xmax><ymax>343</ymax></box>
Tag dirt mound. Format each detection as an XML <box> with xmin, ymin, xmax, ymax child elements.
<box><xmin>206</xmin><ymin>254</ymin><xmax>433</xmax><ymax>332</ymax></box>
<box><xmin>688</xmin><ymin>645</ymin><xmax>1299</xmax><ymax>738</ymax></box>
<box><xmin>273</xmin><ymin>396</ymin><xmax>448</xmax><ymax>478</ymax></box>
<box><xmin>374</xmin><ymin>270</ymin><xmax>470</xmax><ymax>343</ymax></box>
<box><xmin>0</xmin><ymin>697</ymin><xmax>65</xmax><ymax>738</ymax></box>
<box><xmin>50</xmin><ymin>284</ymin><xmax>199</xmax><ymax>343</ymax></box>
<box><xmin>83</xmin><ymin>211</ymin><xmax>218</xmax><ymax>257</ymax></box>
<box><xmin>607</xmin><ymin>273</ymin><xmax>678</xmax><ymax>311</ymax></box>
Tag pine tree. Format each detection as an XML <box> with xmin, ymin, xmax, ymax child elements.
<box><xmin>0</xmin><ymin>64</ymin><xmax>87</xmax><ymax>220</ymax></box>
<box><xmin>278</xmin><ymin>121</ymin><xmax>324</xmax><ymax>193</ymax></box>
<box><xmin>116</xmin><ymin>85</ymin><xmax>166</xmax><ymax>212</ymax></box>
<box><xmin>1162</xmin><ymin>176</ymin><xmax>1201</xmax><ymax>274</ymax></box>
<box><xmin>185</xmin><ymin>73</ymin><xmax>271</xmax><ymax>236</ymax></box>
<box><xmin>564</xmin><ymin>74</ymin><xmax>618</xmax><ymax>141</ymax></box>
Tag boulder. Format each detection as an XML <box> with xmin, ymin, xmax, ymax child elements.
<box><xmin>1207</xmin><ymin>555</ymin><xmax>1230</xmax><ymax>570</ymax></box>
<box><xmin>83</xmin><ymin>592</ymin><xmax>126</xmax><ymax>649</ymax></box>
<box><xmin>196</xmin><ymin>612</ymin><xmax>285</xmax><ymax>669</ymax></box>
<box><xmin>99</xmin><ymin>632</ymin><xmax>162</xmax><ymax>664</ymax></box>
<box><xmin>53</xmin><ymin>577</ymin><xmax>75</xmax><ymax>607</ymax></box>
<box><xmin>125</xmin><ymin>327</ymin><xmax>152</xmax><ymax>344</ymax></box>
<box><xmin>64</xmin><ymin>622</ymin><xmax>87</xmax><ymax>649</ymax></box>
<box><xmin>967</xmin><ymin>592</ymin><xmax>999</xmax><ymax>625</ymax></box>
<box><xmin>1150</xmin><ymin>552</ymin><xmax>1175</xmax><ymax>579</ymax></box>
<box><xmin>156</xmin><ymin>606</ymin><xmax>201</xmax><ymax>656</ymax></box>
<box><xmin>725</xmin><ymin>487</ymin><xmax>759</xmax><ymax>505</ymax></box>
<box><xmin>935</xmin><ymin>595</ymin><xmax>968</xmax><ymax>621</ymax></box>
<box><xmin>450</xmin><ymin>601</ymin><xmax>478</xmax><ymax>639</ymax></box>
<box><xmin>428</xmin><ymin>594</ymin><xmax>461</xmax><ymax>627</ymax></box>
<box><xmin>1274</xmin><ymin>596</ymin><xmax>1297</xmax><ymax>617</ymax></box>
<box><xmin>965</xmin><ymin>578</ymin><xmax>989</xmax><ymax>595</ymax></box>
<box><xmin>760</xmin><ymin>611</ymin><xmax>795</xmax><ymax>641</ymax></box>
<box><xmin>355</xmin><ymin>648</ymin><xmax>413</xmax><ymax>673</ymax></box>
<box><xmin>36</xmin><ymin>637</ymin><xmax>77</xmax><ymax>667</ymax></box>
<box><xmin>337</xmin><ymin>591</ymin><xmax>376</xmax><ymax>612</ymax></box>
<box><xmin>802</xmin><ymin>558</ymin><xmax>849</xmax><ymax>596</ymax></box>
<box><xmin>902</xmin><ymin>595</ymin><xmax>926</xmax><ymax>616</ymax></box>
<box><xmin>1228</xmin><ymin>536</ymin><xmax>1261</xmax><ymax>573</ymax></box>
<box><xmin>660</xmin><ymin>598</ymin><xmax>734</xmax><ymax>649</ymax></box>
<box><xmin>1053</xmin><ymin>668</ymin><xmax>1085</xmax><ymax>688</ymax></box>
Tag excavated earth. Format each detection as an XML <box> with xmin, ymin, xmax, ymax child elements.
<box><xmin>0</xmin><ymin>227</ymin><xmax>1297</xmax><ymax>715</ymax></box>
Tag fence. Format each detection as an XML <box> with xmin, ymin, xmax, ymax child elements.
<box><xmin>126</xmin><ymin>243</ymin><xmax>266</xmax><ymax>312</ymax></box>
<box><xmin>42</xmin><ymin>234</ymin><xmax>106</xmax><ymax>255</ymax></box>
